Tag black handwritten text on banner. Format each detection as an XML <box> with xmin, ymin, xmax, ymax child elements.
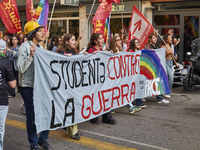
<box><xmin>33</xmin><ymin>48</ymin><xmax>169</xmax><ymax>133</ymax></box>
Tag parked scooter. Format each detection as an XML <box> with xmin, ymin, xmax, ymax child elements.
<box><xmin>182</xmin><ymin>38</ymin><xmax>200</xmax><ymax>91</ymax></box>
<box><xmin>173</xmin><ymin>63</ymin><xmax>184</xmax><ymax>84</ymax></box>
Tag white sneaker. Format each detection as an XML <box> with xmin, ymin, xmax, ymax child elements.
<box><xmin>142</xmin><ymin>98</ymin><xmax>146</xmax><ymax>102</ymax></box>
<box><xmin>163</xmin><ymin>94</ymin><xmax>171</xmax><ymax>99</ymax></box>
<box><xmin>157</xmin><ymin>99</ymin><xmax>170</xmax><ymax>104</ymax></box>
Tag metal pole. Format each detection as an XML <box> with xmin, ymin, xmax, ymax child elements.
<box><xmin>121</xmin><ymin>0</ymin><xmax>123</xmax><ymax>28</ymax></box>
<box><xmin>45</xmin><ymin>0</ymin><xmax>57</xmax><ymax>49</ymax></box>
<box><xmin>82</xmin><ymin>0</ymin><xmax>96</xmax><ymax>35</ymax></box>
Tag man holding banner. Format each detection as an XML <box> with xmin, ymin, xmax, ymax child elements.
<box><xmin>17</xmin><ymin>21</ymin><xmax>53</xmax><ymax>150</ymax></box>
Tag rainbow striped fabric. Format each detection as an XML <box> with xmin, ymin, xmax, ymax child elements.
<box><xmin>38</xmin><ymin>0</ymin><xmax>49</xmax><ymax>27</ymax></box>
<box><xmin>103</xmin><ymin>17</ymin><xmax>111</xmax><ymax>45</ymax></box>
<box><xmin>140</xmin><ymin>50</ymin><xmax>170</xmax><ymax>95</ymax></box>
<box><xmin>33</xmin><ymin>0</ymin><xmax>49</xmax><ymax>28</ymax></box>
<box><xmin>188</xmin><ymin>16</ymin><xmax>198</xmax><ymax>38</ymax></box>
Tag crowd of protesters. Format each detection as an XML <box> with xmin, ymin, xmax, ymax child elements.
<box><xmin>0</xmin><ymin>20</ymin><xmax>179</xmax><ymax>150</ymax></box>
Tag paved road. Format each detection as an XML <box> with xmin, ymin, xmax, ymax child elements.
<box><xmin>4</xmin><ymin>85</ymin><xmax>200</xmax><ymax>150</ymax></box>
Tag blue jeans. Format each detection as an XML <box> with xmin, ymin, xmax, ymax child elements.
<box><xmin>20</xmin><ymin>87</ymin><xmax>49</xmax><ymax>148</ymax></box>
<box><xmin>135</xmin><ymin>99</ymin><xmax>143</xmax><ymax>106</ymax></box>
<box><xmin>0</xmin><ymin>105</ymin><xmax>9</xmax><ymax>150</ymax></box>
<box><xmin>166</xmin><ymin>60</ymin><xmax>173</xmax><ymax>92</ymax></box>
<box><xmin>156</xmin><ymin>95</ymin><xmax>163</xmax><ymax>102</ymax></box>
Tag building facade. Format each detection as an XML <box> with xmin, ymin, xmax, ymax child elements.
<box><xmin>0</xmin><ymin>0</ymin><xmax>199</xmax><ymax>62</ymax></box>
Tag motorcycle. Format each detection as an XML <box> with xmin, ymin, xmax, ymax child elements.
<box><xmin>182</xmin><ymin>38</ymin><xmax>200</xmax><ymax>91</ymax></box>
<box><xmin>173</xmin><ymin>63</ymin><xmax>184</xmax><ymax>84</ymax></box>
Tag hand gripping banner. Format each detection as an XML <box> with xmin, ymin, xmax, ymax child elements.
<box><xmin>33</xmin><ymin>48</ymin><xmax>170</xmax><ymax>133</ymax></box>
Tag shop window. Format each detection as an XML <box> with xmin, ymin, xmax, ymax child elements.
<box><xmin>110</xmin><ymin>18</ymin><xmax>131</xmax><ymax>36</ymax></box>
<box><xmin>184</xmin><ymin>16</ymin><xmax>199</xmax><ymax>56</ymax></box>
<box><xmin>161</xmin><ymin>28</ymin><xmax>179</xmax><ymax>37</ymax></box>
<box><xmin>69</xmin><ymin>20</ymin><xmax>79</xmax><ymax>40</ymax></box>
<box><xmin>154</xmin><ymin>15</ymin><xmax>180</xmax><ymax>25</ymax></box>
<box><xmin>49</xmin><ymin>20</ymin><xmax>67</xmax><ymax>37</ymax></box>
<box><xmin>49</xmin><ymin>12</ymin><xmax>79</xmax><ymax>18</ymax></box>
<box><xmin>153</xmin><ymin>1</ymin><xmax>200</xmax><ymax>10</ymax></box>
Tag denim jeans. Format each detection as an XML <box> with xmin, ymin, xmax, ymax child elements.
<box><xmin>0</xmin><ymin>105</ymin><xmax>9</xmax><ymax>150</ymax></box>
<box><xmin>156</xmin><ymin>95</ymin><xmax>164</xmax><ymax>102</ymax></box>
<box><xmin>166</xmin><ymin>60</ymin><xmax>173</xmax><ymax>92</ymax></box>
<box><xmin>135</xmin><ymin>99</ymin><xmax>143</xmax><ymax>106</ymax></box>
<box><xmin>20</xmin><ymin>87</ymin><xmax>49</xmax><ymax>148</ymax></box>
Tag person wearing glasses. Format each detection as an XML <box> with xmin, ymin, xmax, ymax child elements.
<box><xmin>129</xmin><ymin>39</ymin><xmax>147</xmax><ymax>109</ymax></box>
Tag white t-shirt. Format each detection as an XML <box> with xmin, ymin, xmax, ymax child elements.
<box><xmin>122</xmin><ymin>43</ymin><xmax>127</xmax><ymax>52</ymax></box>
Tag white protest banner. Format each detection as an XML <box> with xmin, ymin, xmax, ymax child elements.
<box><xmin>33</xmin><ymin>48</ymin><xmax>170</xmax><ymax>133</ymax></box>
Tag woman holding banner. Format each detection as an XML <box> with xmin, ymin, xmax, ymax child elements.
<box><xmin>144</xmin><ymin>33</ymin><xmax>170</xmax><ymax>104</ymax></box>
<box><xmin>129</xmin><ymin>39</ymin><xmax>146</xmax><ymax>108</ymax></box>
<box><xmin>87</xmin><ymin>33</ymin><xmax>117</xmax><ymax>124</ymax></box>
<box><xmin>161</xmin><ymin>34</ymin><xmax>174</xmax><ymax>98</ymax></box>
<box><xmin>18</xmin><ymin>21</ymin><xmax>53</xmax><ymax>150</ymax></box>
<box><xmin>56</xmin><ymin>33</ymin><xmax>81</xmax><ymax>140</ymax></box>
<box><xmin>109</xmin><ymin>36</ymin><xmax>123</xmax><ymax>53</ymax></box>
<box><xmin>109</xmin><ymin>36</ymin><xmax>142</xmax><ymax>114</ymax></box>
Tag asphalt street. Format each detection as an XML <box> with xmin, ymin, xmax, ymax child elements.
<box><xmin>4</xmin><ymin>84</ymin><xmax>200</xmax><ymax>150</ymax></box>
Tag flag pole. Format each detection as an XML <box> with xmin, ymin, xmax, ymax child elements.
<box><xmin>121</xmin><ymin>0</ymin><xmax>123</xmax><ymax>28</ymax></box>
<box><xmin>45</xmin><ymin>0</ymin><xmax>56</xmax><ymax>49</ymax></box>
<box><xmin>154</xmin><ymin>29</ymin><xmax>179</xmax><ymax>67</ymax></box>
<box><xmin>106</xmin><ymin>12</ymin><xmax>111</xmax><ymax>45</ymax></box>
<box><xmin>82</xmin><ymin>0</ymin><xmax>96</xmax><ymax>35</ymax></box>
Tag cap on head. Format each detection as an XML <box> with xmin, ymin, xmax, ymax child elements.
<box><xmin>24</xmin><ymin>21</ymin><xmax>43</xmax><ymax>37</ymax></box>
<box><xmin>0</xmin><ymin>40</ymin><xmax>6</xmax><ymax>51</ymax></box>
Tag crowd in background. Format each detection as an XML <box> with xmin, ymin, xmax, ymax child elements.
<box><xmin>0</xmin><ymin>20</ymin><xmax>180</xmax><ymax>150</ymax></box>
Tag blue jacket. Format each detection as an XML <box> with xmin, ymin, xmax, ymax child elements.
<box><xmin>6</xmin><ymin>45</ymin><xmax>19</xmax><ymax>71</ymax></box>
<box><xmin>17</xmin><ymin>41</ymin><xmax>42</xmax><ymax>87</ymax></box>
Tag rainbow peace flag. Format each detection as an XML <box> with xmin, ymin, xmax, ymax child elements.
<box><xmin>103</xmin><ymin>17</ymin><xmax>111</xmax><ymax>45</ymax></box>
<box><xmin>33</xmin><ymin>0</ymin><xmax>49</xmax><ymax>28</ymax></box>
<box><xmin>140</xmin><ymin>50</ymin><xmax>170</xmax><ymax>95</ymax></box>
<box><xmin>188</xmin><ymin>16</ymin><xmax>198</xmax><ymax>38</ymax></box>
<box><xmin>38</xmin><ymin>0</ymin><xmax>49</xmax><ymax>28</ymax></box>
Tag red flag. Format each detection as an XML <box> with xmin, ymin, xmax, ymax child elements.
<box><xmin>127</xmin><ymin>5</ymin><xmax>154</xmax><ymax>51</ymax></box>
<box><xmin>106</xmin><ymin>0</ymin><xmax>120</xmax><ymax>4</ymax></box>
<box><xmin>99</xmin><ymin>0</ymin><xmax>120</xmax><ymax>4</ymax></box>
<box><xmin>92</xmin><ymin>19</ymin><xmax>106</xmax><ymax>35</ymax></box>
<box><xmin>26</xmin><ymin>0</ymin><xmax>34</xmax><ymax>21</ymax></box>
<box><xmin>92</xmin><ymin>0</ymin><xmax>112</xmax><ymax>35</ymax></box>
<box><xmin>0</xmin><ymin>0</ymin><xmax>22</xmax><ymax>33</ymax></box>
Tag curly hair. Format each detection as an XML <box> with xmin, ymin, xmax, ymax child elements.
<box><xmin>27</xmin><ymin>27</ymin><xmax>41</xmax><ymax>41</ymax></box>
